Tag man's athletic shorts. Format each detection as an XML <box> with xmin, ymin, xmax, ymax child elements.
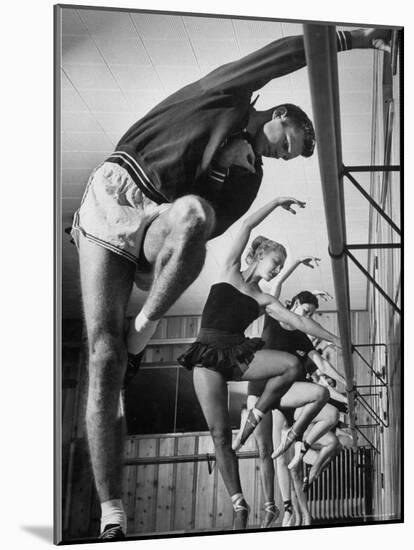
<box><xmin>71</xmin><ymin>162</ymin><xmax>170</xmax><ymax>267</ymax></box>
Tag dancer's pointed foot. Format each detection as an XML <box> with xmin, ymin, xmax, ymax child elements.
<box><xmin>272</xmin><ymin>428</ymin><xmax>299</xmax><ymax>459</ymax></box>
<box><xmin>288</xmin><ymin>440</ymin><xmax>310</xmax><ymax>471</ymax></box>
<box><xmin>232</xmin><ymin>495</ymin><xmax>250</xmax><ymax>530</ymax></box>
<box><xmin>261</xmin><ymin>501</ymin><xmax>280</xmax><ymax>528</ymax></box>
<box><xmin>232</xmin><ymin>409</ymin><xmax>263</xmax><ymax>452</ymax></box>
<box><xmin>232</xmin><ymin>408</ymin><xmax>249</xmax><ymax>451</ymax></box>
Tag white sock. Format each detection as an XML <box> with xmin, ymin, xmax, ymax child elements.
<box><xmin>127</xmin><ymin>311</ymin><xmax>159</xmax><ymax>354</ymax></box>
<box><xmin>101</xmin><ymin>499</ymin><xmax>126</xmax><ymax>533</ymax></box>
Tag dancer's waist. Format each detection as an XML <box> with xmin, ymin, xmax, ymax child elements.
<box><xmin>197</xmin><ymin>328</ymin><xmax>246</xmax><ymax>346</ymax></box>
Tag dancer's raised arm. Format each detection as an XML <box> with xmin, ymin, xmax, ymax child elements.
<box><xmin>265</xmin><ymin>297</ymin><xmax>340</xmax><ymax>347</ymax></box>
<box><xmin>270</xmin><ymin>254</ymin><xmax>321</xmax><ymax>299</ymax></box>
<box><xmin>223</xmin><ymin>197</ymin><xmax>306</xmax><ymax>269</ymax></box>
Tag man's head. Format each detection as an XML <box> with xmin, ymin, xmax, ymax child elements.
<box><xmin>254</xmin><ymin>104</ymin><xmax>315</xmax><ymax>160</ymax></box>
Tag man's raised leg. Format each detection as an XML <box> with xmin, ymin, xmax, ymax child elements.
<box><xmin>128</xmin><ymin>195</ymin><xmax>215</xmax><ymax>353</ymax></box>
<box><xmin>78</xmin><ymin>237</ymin><xmax>135</xmax><ymax>537</ymax></box>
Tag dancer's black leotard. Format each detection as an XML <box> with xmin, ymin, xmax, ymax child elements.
<box><xmin>178</xmin><ymin>282</ymin><xmax>264</xmax><ymax>381</ymax></box>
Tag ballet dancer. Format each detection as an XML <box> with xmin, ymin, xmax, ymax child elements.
<box><xmin>178</xmin><ymin>197</ymin><xmax>341</xmax><ymax>529</ymax></box>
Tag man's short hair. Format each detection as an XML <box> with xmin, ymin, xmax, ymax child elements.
<box><xmin>275</xmin><ymin>103</ymin><xmax>316</xmax><ymax>158</ymax></box>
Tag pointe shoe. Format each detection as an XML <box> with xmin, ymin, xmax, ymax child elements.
<box><xmin>288</xmin><ymin>441</ymin><xmax>305</xmax><ymax>471</ymax></box>
<box><xmin>302</xmin><ymin>514</ymin><xmax>312</xmax><ymax>526</ymax></box>
<box><xmin>272</xmin><ymin>428</ymin><xmax>298</xmax><ymax>459</ymax></box>
<box><xmin>282</xmin><ymin>511</ymin><xmax>295</xmax><ymax>527</ymax></box>
<box><xmin>232</xmin><ymin>410</ymin><xmax>249</xmax><ymax>451</ymax></box>
<box><xmin>232</xmin><ymin>410</ymin><xmax>260</xmax><ymax>452</ymax></box>
<box><xmin>232</xmin><ymin>499</ymin><xmax>250</xmax><ymax>530</ymax></box>
<box><xmin>261</xmin><ymin>502</ymin><xmax>280</xmax><ymax>528</ymax></box>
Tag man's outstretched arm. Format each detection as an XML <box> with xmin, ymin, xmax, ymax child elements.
<box><xmin>200</xmin><ymin>28</ymin><xmax>391</xmax><ymax>95</ymax></box>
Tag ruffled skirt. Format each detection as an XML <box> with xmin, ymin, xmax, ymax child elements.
<box><xmin>177</xmin><ymin>328</ymin><xmax>265</xmax><ymax>381</ymax></box>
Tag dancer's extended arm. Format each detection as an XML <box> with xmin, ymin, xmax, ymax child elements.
<box><xmin>265</xmin><ymin>298</ymin><xmax>341</xmax><ymax>347</ymax></box>
<box><xmin>222</xmin><ymin>197</ymin><xmax>305</xmax><ymax>269</ymax></box>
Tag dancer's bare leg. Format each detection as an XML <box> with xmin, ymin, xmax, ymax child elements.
<box><xmin>193</xmin><ymin>367</ymin><xmax>249</xmax><ymax>529</ymax></box>
<box><xmin>307</xmin><ymin>431</ymin><xmax>339</xmax><ymax>483</ymax></box>
<box><xmin>288</xmin><ymin>403</ymin><xmax>339</xmax><ymax>471</ymax></box>
<box><xmin>272</xmin><ymin>382</ymin><xmax>330</xmax><ymax>459</ymax></box>
<box><xmin>290</xmin><ymin>484</ymin><xmax>302</xmax><ymax>526</ymax></box>
<box><xmin>290</xmin><ymin>467</ymin><xmax>311</xmax><ymax>525</ymax></box>
<box><xmin>128</xmin><ymin>196</ymin><xmax>215</xmax><ymax>353</ymax></box>
<box><xmin>246</xmin><ymin>396</ymin><xmax>280</xmax><ymax>527</ymax></box>
<box><xmin>233</xmin><ymin>351</ymin><xmax>301</xmax><ymax>448</ymax></box>
<box><xmin>272</xmin><ymin>410</ymin><xmax>294</xmax><ymax>527</ymax></box>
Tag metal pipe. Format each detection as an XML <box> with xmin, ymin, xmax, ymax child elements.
<box><xmin>347</xmin><ymin>243</ymin><xmax>400</xmax><ymax>250</ymax></box>
<box><xmin>124</xmin><ymin>450</ymin><xmax>259</xmax><ymax>466</ymax></box>
<box><xmin>303</xmin><ymin>25</ymin><xmax>357</xmax><ymax>443</ymax></box>
<box><xmin>345</xmin><ymin>165</ymin><xmax>400</xmax><ymax>172</ymax></box>
<box><xmin>344</xmin><ymin>170</ymin><xmax>401</xmax><ymax>235</ymax></box>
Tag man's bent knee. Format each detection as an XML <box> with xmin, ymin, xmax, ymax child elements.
<box><xmin>171</xmin><ymin>195</ymin><xmax>215</xmax><ymax>238</ymax></box>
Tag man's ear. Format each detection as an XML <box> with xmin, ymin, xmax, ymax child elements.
<box><xmin>272</xmin><ymin>106</ymin><xmax>288</xmax><ymax>120</ymax></box>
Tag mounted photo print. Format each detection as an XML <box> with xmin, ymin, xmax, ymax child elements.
<box><xmin>54</xmin><ymin>3</ymin><xmax>402</xmax><ymax>544</ymax></box>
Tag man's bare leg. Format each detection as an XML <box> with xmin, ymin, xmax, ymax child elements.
<box><xmin>128</xmin><ymin>195</ymin><xmax>215</xmax><ymax>353</ymax></box>
<box><xmin>79</xmin><ymin>238</ymin><xmax>135</xmax><ymax>536</ymax></box>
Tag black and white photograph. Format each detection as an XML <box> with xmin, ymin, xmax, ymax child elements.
<box><xmin>54</xmin><ymin>3</ymin><xmax>402</xmax><ymax>545</ymax></box>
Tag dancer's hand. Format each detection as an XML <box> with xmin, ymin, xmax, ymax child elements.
<box><xmin>350</xmin><ymin>28</ymin><xmax>392</xmax><ymax>53</ymax></box>
<box><xmin>276</xmin><ymin>197</ymin><xmax>306</xmax><ymax>214</ymax></box>
<box><xmin>216</xmin><ymin>138</ymin><xmax>256</xmax><ymax>173</ymax></box>
<box><xmin>311</xmin><ymin>289</ymin><xmax>333</xmax><ymax>301</ymax></box>
<box><xmin>299</xmin><ymin>256</ymin><xmax>321</xmax><ymax>269</ymax></box>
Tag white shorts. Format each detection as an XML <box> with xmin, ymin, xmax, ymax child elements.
<box><xmin>71</xmin><ymin>162</ymin><xmax>170</xmax><ymax>267</ymax></box>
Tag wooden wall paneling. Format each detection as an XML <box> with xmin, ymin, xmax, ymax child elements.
<box><xmin>174</xmin><ymin>435</ymin><xmax>197</xmax><ymax>531</ymax></box>
<box><xmin>134</xmin><ymin>438</ymin><xmax>158</xmax><ymax>533</ymax></box>
<box><xmin>183</xmin><ymin>316</ymin><xmax>201</xmax><ymax>338</ymax></box>
<box><xmin>155</xmin><ymin>437</ymin><xmax>176</xmax><ymax>533</ymax></box>
<box><xmin>194</xmin><ymin>434</ymin><xmax>215</xmax><ymax>531</ymax></box>
<box><xmin>123</xmin><ymin>437</ymin><xmax>139</xmax><ymax>534</ymax></box>
<box><xmin>167</xmin><ymin>317</ymin><xmax>184</xmax><ymax>339</ymax></box>
<box><xmin>153</xmin><ymin>318</ymin><xmax>168</xmax><ymax>339</ymax></box>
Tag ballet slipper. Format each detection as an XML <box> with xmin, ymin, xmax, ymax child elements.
<box><xmin>272</xmin><ymin>428</ymin><xmax>299</xmax><ymax>459</ymax></box>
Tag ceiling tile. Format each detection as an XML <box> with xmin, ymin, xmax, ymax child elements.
<box><xmin>61</xmin><ymin>168</ymin><xmax>92</xmax><ymax>186</ymax></box>
<box><xmin>232</xmin><ymin>19</ymin><xmax>283</xmax><ymax>42</ymax></box>
<box><xmin>62</xmin><ymin>35</ymin><xmax>104</xmax><ymax>65</ymax></box>
<box><xmin>144</xmin><ymin>39</ymin><xmax>197</xmax><ymax>66</ymax></box>
<box><xmin>64</xmin><ymin>64</ymin><xmax>119</xmax><ymax>90</ymax></box>
<box><xmin>92</xmin><ymin>111</ymin><xmax>137</xmax><ymax>135</ymax></box>
<box><xmin>61</xmin><ymin>88</ymin><xmax>89</xmax><ymax>112</ymax></box>
<box><xmin>80</xmin><ymin>89</ymin><xmax>131</xmax><ymax>112</ymax></box>
<box><xmin>183</xmin><ymin>15</ymin><xmax>234</xmax><ymax>41</ymax></box>
<box><xmin>62</xmin><ymin>132</ymin><xmax>114</xmax><ymax>153</ymax></box>
<box><xmin>338</xmin><ymin>66</ymin><xmax>373</xmax><ymax>92</ymax></box>
<box><xmin>110</xmin><ymin>64</ymin><xmax>162</xmax><ymax>91</ymax></box>
<box><xmin>130</xmin><ymin>13</ymin><xmax>187</xmax><ymax>40</ymax></box>
<box><xmin>94</xmin><ymin>37</ymin><xmax>151</xmax><ymax>65</ymax></box>
<box><xmin>62</xmin><ymin>151</ymin><xmax>110</xmax><ymax>170</ymax></box>
<box><xmin>156</xmin><ymin>65</ymin><xmax>202</xmax><ymax>95</ymax></box>
<box><xmin>281</xmin><ymin>22</ymin><xmax>303</xmax><ymax>36</ymax></box>
<box><xmin>78</xmin><ymin>9</ymin><xmax>137</xmax><ymax>38</ymax></box>
<box><xmin>61</xmin><ymin>111</ymin><xmax>102</xmax><ymax>132</ymax></box>
<box><xmin>61</xmin><ymin>8</ymin><xmax>88</xmax><ymax>36</ymax></box>
<box><xmin>191</xmin><ymin>40</ymin><xmax>240</xmax><ymax>67</ymax></box>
